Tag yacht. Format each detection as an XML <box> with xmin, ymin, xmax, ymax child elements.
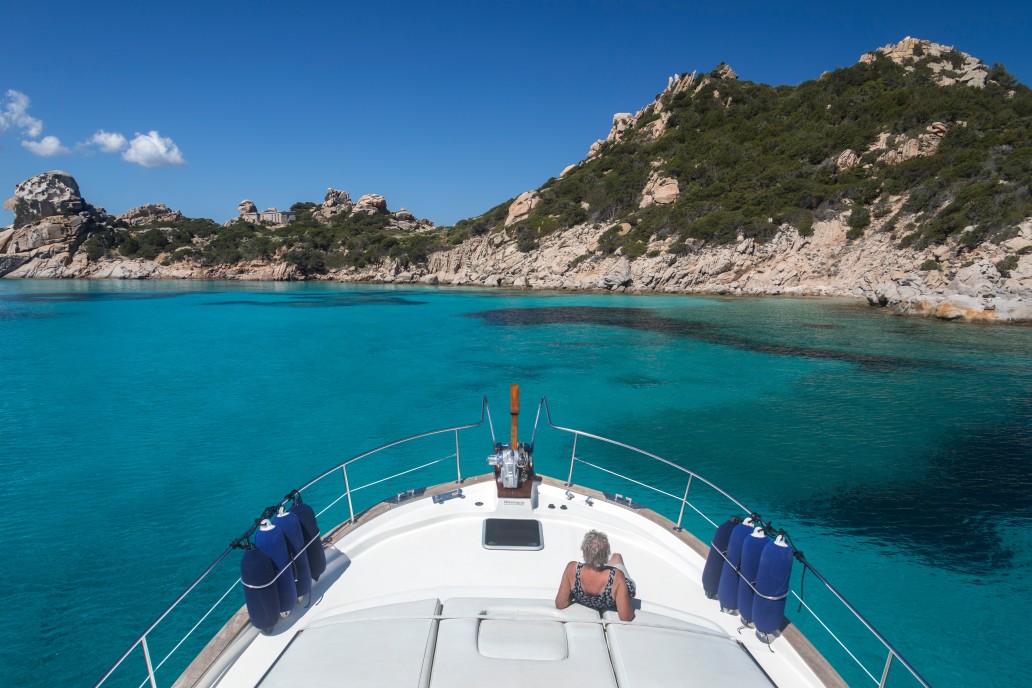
<box><xmin>94</xmin><ymin>387</ymin><xmax>929</xmax><ymax>688</ymax></box>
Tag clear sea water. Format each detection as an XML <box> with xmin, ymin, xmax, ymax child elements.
<box><xmin>1</xmin><ymin>279</ymin><xmax>1029</xmax><ymax>687</ymax></box>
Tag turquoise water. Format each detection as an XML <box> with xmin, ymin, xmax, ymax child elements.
<box><xmin>1</xmin><ymin>280</ymin><xmax>1029</xmax><ymax>687</ymax></box>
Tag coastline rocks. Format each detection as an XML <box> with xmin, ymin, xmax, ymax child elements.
<box><xmin>3</xmin><ymin>171</ymin><xmax>87</xmax><ymax>228</ymax></box>
<box><xmin>117</xmin><ymin>203</ymin><xmax>184</xmax><ymax>227</ymax></box>
<box><xmin>602</xmin><ymin>258</ymin><xmax>633</xmax><ymax>289</ymax></box>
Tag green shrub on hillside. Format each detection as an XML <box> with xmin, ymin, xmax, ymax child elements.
<box><xmin>446</xmin><ymin>55</ymin><xmax>1032</xmax><ymax>258</ymax></box>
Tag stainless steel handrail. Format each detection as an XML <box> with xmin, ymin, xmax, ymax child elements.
<box><xmin>95</xmin><ymin>394</ymin><xmax>931</xmax><ymax>688</ymax></box>
<box><xmin>538</xmin><ymin>396</ymin><xmax>931</xmax><ymax>688</ymax></box>
<box><xmin>92</xmin><ymin>397</ymin><xmax>491</xmax><ymax>688</ymax></box>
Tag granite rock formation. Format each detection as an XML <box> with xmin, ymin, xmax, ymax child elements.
<box><xmin>3</xmin><ymin>171</ymin><xmax>88</xmax><ymax>229</ymax></box>
<box><xmin>117</xmin><ymin>204</ymin><xmax>184</xmax><ymax>227</ymax></box>
<box><xmin>859</xmin><ymin>37</ymin><xmax>989</xmax><ymax>88</ymax></box>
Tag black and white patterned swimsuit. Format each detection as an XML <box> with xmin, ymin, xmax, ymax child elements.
<box><xmin>571</xmin><ymin>563</ymin><xmax>636</xmax><ymax>611</ymax></box>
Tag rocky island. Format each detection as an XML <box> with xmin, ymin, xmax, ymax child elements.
<box><xmin>2</xmin><ymin>38</ymin><xmax>1031</xmax><ymax>322</ymax></box>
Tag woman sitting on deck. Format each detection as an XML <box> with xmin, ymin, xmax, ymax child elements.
<box><xmin>556</xmin><ymin>529</ymin><xmax>636</xmax><ymax>621</ymax></box>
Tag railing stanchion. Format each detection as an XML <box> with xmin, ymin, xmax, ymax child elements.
<box><xmin>141</xmin><ymin>635</ymin><xmax>158</xmax><ymax>688</ymax></box>
<box><xmin>566</xmin><ymin>433</ymin><xmax>578</xmax><ymax>485</ymax></box>
<box><xmin>454</xmin><ymin>430</ymin><xmax>462</xmax><ymax>483</ymax></box>
<box><xmin>675</xmin><ymin>475</ymin><xmax>693</xmax><ymax>531</ymax></box>
<box><xmin>879</xmin><ymin>651</ymin><xmax>894</xmax><ymax>688</ymax></box>
<box><xmin>342</xmin><ymin>465</ymin><xmax>355</xmax><ymax>524</ymax></box>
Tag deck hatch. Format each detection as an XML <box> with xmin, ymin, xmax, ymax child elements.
<box><xmin>482</xmin><ymin>518</ymin><xmax>544</xmax><ymax>550</ymax></box>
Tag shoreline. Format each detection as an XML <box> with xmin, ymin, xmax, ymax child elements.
<box><xmin>5</xmin><ymin>271</ymin><xmax>1030</xmax><ymax>326</ymax></box>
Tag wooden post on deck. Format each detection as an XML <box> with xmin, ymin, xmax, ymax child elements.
<box><xmin>510</xmin><ymin>384</ymin><xmax>520</xmax><ymax>449</ymax></box>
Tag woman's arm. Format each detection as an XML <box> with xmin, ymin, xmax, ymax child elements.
<box><xmin>555</xmin><ymin>561</ymin><xmax>575</xmax><ymax>609</ymax></box>
<box><xmin>613</xmin><ymin>569</ymin><xmax>635</xmax><ymax>621</ymax></box>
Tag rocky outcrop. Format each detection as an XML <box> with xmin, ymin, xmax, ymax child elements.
<box><xmin>363</xmin><ymin>210</ymin><xmax>1032</xmax><ymax>322</ymax></box>
<box><xmin>117</xmin><ymin>204</ymin><xmax>184</xmax><ymax>227</ymax></box>
<box><xmin>873</xmin><ymin>122</ymin><xmax>949</xmax><ymax>165</ymax></box>
<box><xmin>584</xmin><ymin>64</ymin><xmax>738</xmax><ymax>161</ymax></box>
<box><xmin>640</xmin><ymin>170</ymin><xmax>679</xmax><ymax>207</ymax></box>
<box><xmin>505</xmin><ymin>191</ymin><xmax>540</xmax><ymax>227</ymax></box>
<box><xmin>3</xmin><ymin>171</ymin><xmax>87</xmax><ymax>228</ymax></box>
<box><xmin>353</xmin><ymin>194</ymin><xmax>388</xmax><ymax>216</ymax></box>
<box><xmin>316</xmin><ymin>188</ymin><xmax>353</xmax><ymax>220</ymax></box>
<box><xmin>238</xmin><ymin>200</ymin><xmax>257</xmax><ymax>216</ymax></box>
<box><xmin>859</xmin><ymin>37</ymin><xmax>989</xmax><ymax>88</ymax></box>
<box><xmin>0</xmin><ymin>171</ymin><xmax>105</xmax><ymax>277</ymax></box>
<box><xmin>836</xmin><ymin>149</ymin><xmax>861</xmax><ymax>170</ymax></box>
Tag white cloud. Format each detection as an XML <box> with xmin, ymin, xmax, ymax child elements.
<box><xmin>122</xmin><ymin>130</ymin><xmax>186</xmax><ymax>167</ymax></box>
<box><xmin>22</xmin><ymin>135</ymin><xmax>69</xmax><ymax>157</ymax></box>
<box><xmin>0</xmin><ymin>89</ymin><xmax>44</xmax><ymax>138</ymax></box>
<box><xmin>89</xmin><ymin>129</ymin><xmax>128</xmax><ymax>153</ymax></box>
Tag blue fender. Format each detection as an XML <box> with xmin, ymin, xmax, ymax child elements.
<box><xmin>290</xmin><ymin>500</ymin><xmax>327</xmax><ymax>581</ymax></box>
<box><xmin>701</xmin><ymin>518</ymin><xmax>738</xmax><ymax>599</ymax></box>
<box><xmin>737</xmin><ymin>527</ymin><xmax>768</xmax><ymax>625</ymax></box>
<box><xmin>717</xmin><ymin>521</ymin><xmax>754</xmax><ymax>611</ymax></box>
<box><xmin>273</xmin><ymin>510</ymin><xmax>313</xmax><ymax>598</ymax></box>
<box><xmin>254</xmin><ymin>521</ymin><xmax>297</xmax><ymax>613</ymax></box>
<box><xmin>753</xmin><ymin>536</ymin><xmax>793</xmax><ymax>635</ymax></box>
<box><xmin>240</xmin><ymin>547</ymin><xmax>279</xmax><ymax>633</ymax></box>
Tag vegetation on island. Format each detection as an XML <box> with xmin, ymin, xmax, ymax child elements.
<box><xmin>83</xmin><ymin>202</ymin><xmax>457</xmax><ymax>274</ymax></box>
<box><xmin>82</xmin><ymin>52</ymin><xmax>1031</xmax><ymax>275</ymax></box>
<box><xmin>465</xmin><ymin>55</ymin><xmax>1032</xmax><ymax>257</ymax></box>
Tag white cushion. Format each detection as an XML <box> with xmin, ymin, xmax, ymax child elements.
<box><xmin>603</xmin><ymin>609</ymin><xmax>773</xmax><ymax>687</ymax></box>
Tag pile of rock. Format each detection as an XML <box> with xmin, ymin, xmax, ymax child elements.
<box><xmin>116</xmin><ymin>203</ymin><xmax>184</xmax><ymax>227</ymax></box>
<box><xmin>315</xmin><ymin>188</ymin><xmax>353</xmax><ymax>221</ymax></box>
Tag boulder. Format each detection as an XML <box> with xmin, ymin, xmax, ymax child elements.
<box><xmin>4</xmin><ymin>171</ymin><xmax>85</xmax><ymax>228</ymax></box>
<box><xmin>505</xmin><ymin>191</ymin><xmax>539</xmax><ymax>227</ymax></box>
<box><xmin>640</xmin><ymin>171</ymin><xmax>679</xmax><ymax>207</ymax></box>
<box><xmin>238</xmin><ymin>199</ymin><xmax>257</xmax><ymax>216</ymax></box>
<box><xmin>602</xmin><ymin>258</ymin><xmax>632</xmax><ymax>289</ymax></box>
<box><xmin>836</xmin><ymin>149</ymin><xmax>861</xmax><ymax>170</ymax></box>
<box><xmin>353</xmin><ymin>194</ymin><xmax>388</xmax><ymax>215</ymax></box>
<box><xmin>950</xmin><ymin>261</ymin><xmax>1000</xmax><ymax>298</ymax></box>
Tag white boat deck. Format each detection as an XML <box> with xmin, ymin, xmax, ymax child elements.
<box><xmin>192</xmin><ymin>477</ymin><xmax>839</xmax><ymax>688</ymax></box>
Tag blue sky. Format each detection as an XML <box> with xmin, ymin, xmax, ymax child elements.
<box><xmin>2</xmin><ymin>1</ymin><xmax>1030</xmax><ymax>227</ymax></box>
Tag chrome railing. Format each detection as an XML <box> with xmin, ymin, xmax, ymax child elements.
<box><xmin>94</xmin><ymin>394</ymin><xmax>931</xmax><ymax>688</ymax></box>
<box><xmin>537</xmin><ymin>396</ymin><xmax>931</xmax><ymax>688</ymax></box>
<box><xmin>93</xmin><ymin>398</ymin><xmax>492</xmax><ymax>688</ymax></box>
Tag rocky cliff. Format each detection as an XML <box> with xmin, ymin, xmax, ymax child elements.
<box><xmin>3</xmin><ymin>38</ymin><xmax>1031</xmax><ymax>322</ymax></box>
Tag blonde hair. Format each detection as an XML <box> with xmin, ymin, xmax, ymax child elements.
<box><xmin>581</xmin><ymin>530</ymin><xmax>610</xmax><ymax>569</ymax></box>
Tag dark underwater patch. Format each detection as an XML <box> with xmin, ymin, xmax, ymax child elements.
<box><xmin>613</xmin><ymin>374</ymin><xmax>670</xmax><ymax>388</ymax></box>
<box><xmin>202</xmin><ymin>293</ymin><xmax>426</xmax><ymax>308</ymax></box>
<box><xmin>802</xmin><ymin>406</ymin><xmax>1032</xmax><ymax>576</ymax></box>
<box><xmin>2</xmin><ymin>290</ymin><xmax>206</xmax><ymax>303</ymax></box>
<box><xmin>469</xmin><ymin>306</ymin><xmax>927</xmax><ymax>371</ymax></box>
